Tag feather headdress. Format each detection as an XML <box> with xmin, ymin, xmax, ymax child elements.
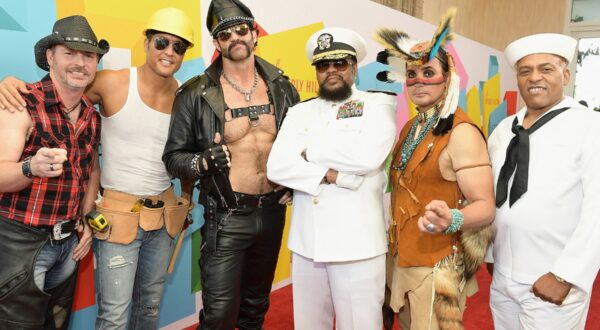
<box><xmin>374</xmin><ymin>7</ymin><xmax>459</xmax><ymax>121</ymax></box>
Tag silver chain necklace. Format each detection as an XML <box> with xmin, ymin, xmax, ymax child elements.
<box><xmin>222</xmin><ymin>68</ymin><xmax>259</xmax><ymax>102</ymax></box>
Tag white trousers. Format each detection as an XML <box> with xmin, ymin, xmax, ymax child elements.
<box><xmin>291</xmin><ymin>252</ymin><xmax>385</xmax><ymax>330</ymax></box>
<box><xmin>490</xmin><ymin>270</ymin><xmax>591</xmax><ymax>330</ymax></box>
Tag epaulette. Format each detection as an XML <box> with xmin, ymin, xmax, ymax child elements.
<box><xmin>299</xmin><ymin>96</ymin><xmax>317</xmax><ymax>104</ymax></box>
<box><xmin>367</xmin><ymin>90</ymin><xmax>397</xmax><ymax>96</ymax></box>
<box><xmin>176</xmin><ymin>75</ymin><xmax>202</xmax><ymax>95</ymax></box>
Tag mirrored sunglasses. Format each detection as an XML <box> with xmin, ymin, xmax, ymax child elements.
<box><xmin>153</xmin><ymin>36</ymin><xmax>188</xmax><ymax>56</ymax></box>
<box><xmin>216</xmin><ymin>24</ymin><xmax>250</xmax><ymax>42</ymax></box>
<box><xmin>315</xmin><ymin>59</ymin><xmax>352</xmax><ymax>73</ymax></box>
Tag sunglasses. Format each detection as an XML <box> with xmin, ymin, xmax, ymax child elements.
<box><xmin>153</xmin><ymin>36</ymin><xmax>188</xmax><ymax>56</ymax></box>
<box><xmin>315</xmin><ymin>59</ymin><xmax>352</xmax><ymax>73</ymax></box>
<box><xmin>215</xmin><ymin>23</ymin><xmax>251</xmax><ymax>42</ymax></box>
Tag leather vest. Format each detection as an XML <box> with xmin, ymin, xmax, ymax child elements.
<box><xmin>390</xmin><ymin>109</ymin><xmax>477</xmax><ymax>267</ymax></box>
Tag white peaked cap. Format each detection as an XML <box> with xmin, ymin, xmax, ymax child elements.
<box><xmin>306</xmin><ymin>27</ymin><xmax>367</xmax><ymax>64</ymax></box>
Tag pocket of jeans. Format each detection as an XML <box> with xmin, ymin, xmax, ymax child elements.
<box><xmin>164</xmin><ymin>197</ymin><xmax>190</xmax><ymax>238</ymax></box>
<box><xmin>139</xmin><ymin>205</ymin><xmax>166</xmax><ymax>231</ymax></box>
<box><xmin>95</xmin><ymin>204</ymin><xmax>139</xmax><ymax>244</ymax></box>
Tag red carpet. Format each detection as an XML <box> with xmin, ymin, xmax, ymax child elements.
<box><xmin>263</xmin><ymin>267</ymin><xmax>600</xmax><ymax>329</ymax></box>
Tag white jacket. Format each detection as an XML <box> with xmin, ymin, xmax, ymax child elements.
<box><xmin>267</xmin><ymin>87</ymin><xmax>397</xmax><ymax>262</ymax></box>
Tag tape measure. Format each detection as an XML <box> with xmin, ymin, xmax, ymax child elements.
<box><xmin>85</xmin><ymin>210</ymin><xmax>108</xmax><ymax>232</ymax></box>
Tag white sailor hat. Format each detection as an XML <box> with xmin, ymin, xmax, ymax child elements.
<box><xmin>504</xmin><ymin>33</ymin><xmax>578</xmax><ymax>68</ymax></box>
<box><xmin>306</xmin><ymin>27</ymin><xmax>367</xmax><ymax>64</ymax></box>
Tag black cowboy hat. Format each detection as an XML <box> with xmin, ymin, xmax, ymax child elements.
<box><xmin>34</xmin><ymin>15</ymin><xmax>110</xmax><ymax>71</ymax></box>
<box><xmin>206</xmin><ymin>0</ymin><xmax>254</xmax><ymax>36</ymax></box>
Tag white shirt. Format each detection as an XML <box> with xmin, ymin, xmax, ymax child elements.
<box><xmin>487</xmin><ymin>96</ymin><xmax>600</xmax><ymax>293</ymax></box>
<box><xmin>267</xmin><ymin>87</ymin><xmax>397</xmax><ymax>262</ymax></box>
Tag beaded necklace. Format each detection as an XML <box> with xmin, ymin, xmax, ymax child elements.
<box><xmin>393</xmin><ymin>105</ymin><xmax>440</xmax><ymax>171</ymax></box>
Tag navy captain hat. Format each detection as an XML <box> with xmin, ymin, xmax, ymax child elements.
<box><xmin>306</xmin><ymin>27</ymin><xmax>367</xmax><ymax>65</ymax></box>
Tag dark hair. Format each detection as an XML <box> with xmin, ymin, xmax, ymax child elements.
<box><xmin>434</xmin><ymin>47</ymin><xmax>450</xmax><ymax>73</ymax></box>
<box><xmin>145</xmin><ymin>29</ymin><xmax>192</xmax><ymax>48</ymax></box>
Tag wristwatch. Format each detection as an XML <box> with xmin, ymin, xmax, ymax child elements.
<box><xmin>22</xmin><ymin>156</ymin><xmax>34</xmax><ymax>178</ymax></box>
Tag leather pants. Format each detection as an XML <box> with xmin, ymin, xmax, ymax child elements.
<box><xmin>0</xmin><ymin>216</ymin><xmax>78</xmax><ymax>330</ymax></box>
<box><xmin>198</xmin><ymin>193</ymin><xmax>286</xmax><ymax>330</ymax></box>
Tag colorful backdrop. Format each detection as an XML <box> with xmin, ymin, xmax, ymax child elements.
<box><xmin>0</xmin><ymin>0</ymin><xmax>517</xmax><ymax>328</ymax></box>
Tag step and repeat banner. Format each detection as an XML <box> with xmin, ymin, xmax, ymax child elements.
<box><xmin>0</xmin><ymin>1</ymin><xmax>516</xmax><ymax>328</ymax></box>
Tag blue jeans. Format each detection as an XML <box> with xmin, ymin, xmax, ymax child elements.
<box><xmin>33</xmin><ymin>235</ymin><xmax>78</xmax><ymax>291</ymax></box>
<box><xmin>95</xmin><ymin>226</ymin><xmax>173</xmax><ymax>330</ymax></box>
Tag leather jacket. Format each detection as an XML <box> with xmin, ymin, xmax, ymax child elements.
<box><xmin>162</xmin><ymin>55</ymin><xmax>300</xmax><ymax>208</ymax></box>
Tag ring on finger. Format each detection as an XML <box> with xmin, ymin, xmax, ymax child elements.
<box><xmin>426</xmin><ymin>223</ymin><xmax>435</xmax><ymax>232</ymax></box>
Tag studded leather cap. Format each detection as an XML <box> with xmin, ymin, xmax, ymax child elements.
<box><xmin>206</xmin><ymin>0</ymin><xmax>254</xmax><ymax>36</ymax></box>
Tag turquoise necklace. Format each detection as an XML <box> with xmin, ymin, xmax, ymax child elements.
<box><xmin>393</xmin><ymin>106</ymin><xmax>440</xmax><ymax>171</ymax></box>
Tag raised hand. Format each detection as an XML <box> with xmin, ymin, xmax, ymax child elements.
<box><xmin>417</xmin><ymin>200</ymin><xmax>452</xmax><ymax>234</ymax></box>
<box><xmin>31</xmin><ymin>147</ymin><xmax>68</xmax><ymax>178</ymax></box>
<box><xmin>197</xmin><ymin>132</ymin><xmax>231</xmax><ymax>175</ymax></box>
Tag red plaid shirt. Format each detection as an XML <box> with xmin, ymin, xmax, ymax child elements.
<box><xmin>0</xmin><ymin>75</ymin><xmax>101</xmax><ymax>227</ymax></box>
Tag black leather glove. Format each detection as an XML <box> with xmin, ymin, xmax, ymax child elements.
<box><xmin>195</xmin><ymin>145</ymin><xmax>231</xmax><ymax>175</ymax></box>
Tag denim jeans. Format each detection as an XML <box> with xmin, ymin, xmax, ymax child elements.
<box><xmin>33</xmin><ymin>235</ymin><xmax>78</xmax><ymax>291</ymax></box>
<box><xmin>95</xmin><ymin>226</ymin><xmax>173</xmax><ymax>330</ymax></box>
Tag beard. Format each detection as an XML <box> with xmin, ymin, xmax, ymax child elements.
<box><xmin>222</xmin><ymin>39</ymin><xmax>253</xmax><ymax>61</ymax></box>
<box><xmin>318</xmin><ymin>78</ymin><xmax>352</xmax><ymax>102</ymax></box>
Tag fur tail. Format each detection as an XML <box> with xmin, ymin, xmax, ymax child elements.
<box><xmin>460</xmin><ymin>224</ymin><xmax>493</xmax><ymax>281</ymax></box>
<box><xmin>434</xmin><ymin>262</ymin><xmax>464</xmax><ymax>330</ymax></box>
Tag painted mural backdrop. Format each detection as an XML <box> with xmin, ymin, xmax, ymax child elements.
<box><xmin>0</xmin><ymin>0</ymin><xmax>517</xmax><ymax>328</ymax></box>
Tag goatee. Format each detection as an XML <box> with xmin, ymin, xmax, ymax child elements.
<box><xmin>318</xmin><ymin>80</ymin><xmax>352</xmax><ymax>102</ymax></box>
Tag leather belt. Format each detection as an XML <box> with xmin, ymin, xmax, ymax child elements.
<box><xmin>36</xmin><ymin>220</ymin><xmax>78</xmax><ymax>244</ymax></box>
<box><xmin>233</xmin><ymin>190</ymin><xmax>285</xmax><ymax>209</ymax></box>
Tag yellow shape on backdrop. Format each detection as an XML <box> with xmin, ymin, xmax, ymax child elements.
<box><xmin>466</xmin><ymin>86</ymin><xmax>482</xmax><ymax>129</ymax></box>
<box><xmin>405</xmin><ymin>89</ymin><xmax>418</xmax><ymax>119</ymax></box>
<box><xmin>481</xmin><ymin>73</ymin><xmax>500</xmax><ymax>137</ymax></box>
<box><xmin>256</xmin><ymin>22</ymin><xmax>324</xmax><ymax>101</ymax></box>
<box><xmin>55</xmin><ymin>0</ymin><xmax>201</xmax><ymax>66</ymax></box>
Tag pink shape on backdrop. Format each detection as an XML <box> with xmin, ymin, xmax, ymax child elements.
<box><xmin>396</xmin><ymin>90</ymin><xmax>409</xmax><ymax>138</ymax></box>
<box><xmin>446</xmin><ymin>44</ymin><xmax>468</xmax><ymax>90</ymax></box>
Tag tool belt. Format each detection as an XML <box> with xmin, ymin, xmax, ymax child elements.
<box><xmin>94</xmin><ymin>186</ymin><xmax>190</xmax><ymax>244</ymax></box>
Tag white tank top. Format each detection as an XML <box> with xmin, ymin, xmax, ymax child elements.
<box><xmin>100</xmin><ymin>67</ymin><xmax>173</xmax><ymax>196</ymax></box>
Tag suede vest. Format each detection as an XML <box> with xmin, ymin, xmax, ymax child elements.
<box><xmin>390</xmin><ymin>109</ymin><xmax>476</xmax><ymax>267</ymax></box>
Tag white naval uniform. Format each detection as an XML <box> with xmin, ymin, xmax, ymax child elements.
<box><xmin>267</xmin><ymin>87</ymin><xmax>396</xmax><ymax>329</ymax></box>
<box><xmin>487</xmin><ymin>97</ymin><xmax>600</xmax><ymax>330</ymax></box>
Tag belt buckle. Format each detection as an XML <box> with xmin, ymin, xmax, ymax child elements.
<box><xmin>257</xmin><ymin>195</ymin><xmax>266</xmax><ymax>208</ymax></box>
<box><xmin>52</xmin><ymin>220</ymin><xmax>72</xmax><ymax>241</ymax></box>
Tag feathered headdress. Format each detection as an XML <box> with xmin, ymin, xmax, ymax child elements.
<box><xmin>374</xmin><ymin>7</ymin><xmax>459</xmax><ymax>121</ymax></box>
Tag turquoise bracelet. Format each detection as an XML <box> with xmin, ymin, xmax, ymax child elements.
<box><xmin>444</xmin><ymin>208</ymin><xmax>464</xmax><ymax>234</ymax></box>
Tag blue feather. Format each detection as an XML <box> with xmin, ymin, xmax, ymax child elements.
<box><xmin>428</xmin><ymin>27</ymin><xmax>449</xmax><ymax>62</ymax></box>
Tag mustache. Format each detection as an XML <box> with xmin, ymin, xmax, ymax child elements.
<box><xmin>67</xmin><ymin>66</ymin><xmax>89</xmax><ymax>75</ymax></box>
<box><xmin>325</xmin><ymin>73</ymin><xmax>343</xmax><ymax>80</ymax></box>
<box><xmin>228</xmin><ymin>40</ymin><xmax>250</xmax><ymax>53</ymax></box>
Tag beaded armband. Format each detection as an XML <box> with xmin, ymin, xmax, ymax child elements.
<box><xmin>444</xmin><ymin>208</ymin><xmax>464</xmax><ymax>234</ymax></box>
<box><xmin>191</xmin><ymin>153</ymin><xmax>203</xmax><ymax>177</ymax></box>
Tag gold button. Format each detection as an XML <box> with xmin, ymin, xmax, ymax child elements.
<box><xmin>313</xmin><ymin>198</ymin><xmax>319</xmax><ymax>205</ymax></box>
